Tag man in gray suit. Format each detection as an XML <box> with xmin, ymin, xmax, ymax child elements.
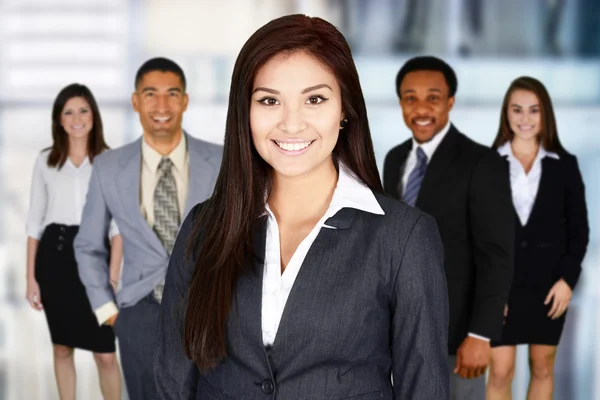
<box><xmin>74</xmin><ymin>57</ymin><xmax>223</xmax><ymax>399</ymax></box>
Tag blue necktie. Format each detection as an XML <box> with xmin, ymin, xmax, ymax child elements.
<box><xmin>403</xmin><ymin>147</ymin><xmax>428</xmax><ymax>207</ymax></box>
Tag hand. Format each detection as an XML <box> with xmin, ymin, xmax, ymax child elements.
<box><xmin>454</xmin><ymin>336</ymin><xmax>490</xmax><ymax>379</ymax></box>
<box><xmin>106</xmin><ymin>313</ymin><xmax>118</xmax><ymax>327</ymax></box>
<box><xmin>26</xmin><ymin>278</ymin><xmax>43</xmax><ymax>311</ymax></box>
<box><xmin>545</xmin><ymin>278</ymin><xmax>572</xmax><ymax>320</ymax></box>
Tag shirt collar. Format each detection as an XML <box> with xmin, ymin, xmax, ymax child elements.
<box><xmin>411</xmin><ymin>120</ymin><xmax>451</xmax><ymax>161</ymax></box>
<box><xmin>141</xmin><ymin>132</ymin><xmax>187</xmax><ymax>173</ymax></box>
<box><xmin>497</xmin><ymin>141</ymin><xmax>560</xmax><ymax>161</ymax></box>
<box><xmin>264</xmin><ymin>163</ymin><xmax>385</xmax><ymax>224</ymax></box>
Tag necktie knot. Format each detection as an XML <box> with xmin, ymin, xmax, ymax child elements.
<box><xmin>158</xmin><ymin>157</ymin><xmax>174</xmax><ymax>174</ymax></box>
<box><xmin>416</xmin><ymin>147</ymin><xmax>428</xmax><ymax>164</ymax></box>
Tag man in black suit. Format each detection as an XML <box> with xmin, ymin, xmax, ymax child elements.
<box><xmin>383</xmin><ymin>56</ymin><xmax>514</xmax><ymax>399</ymax></box>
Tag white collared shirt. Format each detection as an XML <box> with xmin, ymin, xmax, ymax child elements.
<box><xmin>261</xmin><ymin>165</ymin><xmax>385</xmax><ymax>347</ymax></box>
<box><xmin>401</xmin><ymin>120</ymin><xmax>451</xmax><ymax>191</ymax></box>
<box><xmin>26</xmin><ymin>150</ymin><xmax>119</xmax><ymax>240</ymax></box>
<box><xmin>497</xmin><ymin>142</ymin><xmax>560</xmax><ymax>226</ymax></box>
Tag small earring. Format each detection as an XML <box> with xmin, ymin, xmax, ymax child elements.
<box><xmin>340</xmin><ymin>119</ymin><xmax>348</xmax><ymax>129</ymax></box>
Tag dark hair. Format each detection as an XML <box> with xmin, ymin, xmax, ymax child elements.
<box><xmin>48</xmin><ymin>83</ymin><xmax>108</xmax><ymax>169</ymax></box>
<box><xmin>134</xmin><ymin>57</ymin><xmax>186</xmax><ymax>91</ymax></box>
<box><xmin>492</xmin><ymin>76</ymin><xmax>565</xmax><ymax>153</ymax></box>
<box><xmin>395</xmin><ymin>56</ymin><xmax>458</xmax><ymax>98</ymax></box>
<box><xmin>184</xmin><ymin>14</ymin><xmax>382</xmax><ymax>370</ymax></box>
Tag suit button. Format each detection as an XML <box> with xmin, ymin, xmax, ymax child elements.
<box><xmin>60</xmin><ymin>226</ymin><xmax>66</xmax><ymax>233</ymax></box>
<box><xmin>58</xmin><ymin>235</ymin><xmax>65</xmax><ymax>241</ymax></box>
<box><xmin>261</xmin><ymin>379</ymin><xmax>274</xmax><ymax>394</ymax></box>
<box><xmin>57</xmin><ymin>244</ymin><xmax>64</xmax><ymax>251</ymax></box>
<box><xmin>520</xmin><ymin>241</ymin><xmax>528</xmax><ymax>248</ymax></box>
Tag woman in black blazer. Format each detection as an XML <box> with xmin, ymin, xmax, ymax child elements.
<box><xmin>486</xmin><ymin>76</ymin><xmax>589</xmax><ymax>400</ymax></box>
<box><xmin>153</xmin><ymin>14</ymin><xmax>450</xmax><ymax>400</ymax></box>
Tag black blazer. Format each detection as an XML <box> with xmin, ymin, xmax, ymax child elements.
<box><xmin>154</xmin><ymin>193</ymin><xmax>450</xmax><ymax>399</ymax></box>
<box><xmin>505</xmin><ymin>153</ymin><xmax>589</xmax><ymax>292</ymax></box>
<box><xmin>383</xmin><ymin>125</ymin><xmax>514</xmax><ymax>353</ymax></box>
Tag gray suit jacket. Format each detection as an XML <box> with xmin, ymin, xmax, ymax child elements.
<box><xmin>74</xmin><ymin>133</ymin><xmax>222</xmax><ymax>311</ymax></box>
<box><xmin>154</xmin><ymin>192</ymin><xmax>450</xmax><ymax>399</ymax></box>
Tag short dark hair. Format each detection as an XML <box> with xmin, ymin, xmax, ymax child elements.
<box><xmin>134</xmin><ymin>57</ymin><xmax>186</xmax><ymax>91</ymax></box>
<box><xmin>395</xmin><ymin>56</ymin><xmax>458</xmax><ymax>98</ymax></box>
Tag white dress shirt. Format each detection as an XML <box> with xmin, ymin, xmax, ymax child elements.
<box><xmin>497</xmin><ymin>142</ymin><xmax>559</xmax><ymax>226</ymax></box>
<box><xmin>401</xmin><ymin>120</ymin><xmax>451</xmax><ymax>190</ymax></box>
<box><xmin>26</xmin><ymin>150</ymin><xmax>119</xmax><ymax>240</ymax></box>
<box><xmin>261</xmin><ymin>165</ymin><xmax>385</xmax><ymax>347</ymax></box>
<box><xmin>401</xmin><ymin>121</ymin><xmax>489</xmax><ymax>342</ymax></box>
<box><xmin>94</xmin><ymin>133</ymin><xmax>190</xmax><ymax>325</ymax></box>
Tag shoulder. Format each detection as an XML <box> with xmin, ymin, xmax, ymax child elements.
<box><xmin>93</xmin><ymin>140</ymin><xmax>139</xmax><ymax>168</ymax></box>
<box><xmin>370</xmin><ymin>192</ymin><xmax>439</xmax><ymax>243</ymax></box>
<box><xmin>451</xmin><ymin>129</ymin><xmax>504</xmax><ymax>173</ymax></box>
<box><xmin>187</xmin><ymin>136</ymin><xmax>224</xmax><ymax>159</ymax></box>
<box><xmin>385</xmin><ymin>140</ymin><xmax>411</xmax><ymax>161</ymax></box>
<box><xmin>554</xmin><ymin>152</ymin><xmax>582</xmax><ymax>175</ymax></box>
<box><xmin>36</xmin><ymin>148</ymin><xmax>51</xmax><ymax>164</ymax></box>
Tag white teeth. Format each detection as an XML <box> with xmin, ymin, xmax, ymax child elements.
<box><xmin>72</xmin><ymin>125</ymin><xmax>84</xmax><ymax>129</ymax></box>
<box><xmin>519</xmin><ymin>125</ymin><xmax>533</xmax><ymax>130</ymax></box>
<box><xmin>275</xmin><ymin>141</ymin><xmax>312</xmax><ymax>151</ymax></box>
<box><xmin>415</xmin><ymin>120</ymin><xmax>432</xmax><ymax>126</ymax></box>
<box><xmin>153</xmin><ymin>117</ymin><xmax>170</xmax><ymax>122</ymax></box>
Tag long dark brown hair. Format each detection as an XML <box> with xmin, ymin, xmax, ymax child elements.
<box><xmin>47</xmin><ymin>83</ymin><xmax>108</xmax><ymax>168</ymax></box>
<box><xmin>492</xmin><ymin>76</ymin><xmax>565</xmax><ymax>153</ymax></box>
<box><xmin>184</xmin><ymin>14</ymin><xmax>382</xmax><ymax>370</ymax></box>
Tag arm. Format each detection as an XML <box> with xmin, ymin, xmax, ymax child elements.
<box><xmin>73</xmin><ymin>163</ymin><xmax>117</xmax><ymax>324</ymax></box>
<box><xmin>109</xmin><ymin>234</ymin><xmax>123</xmax><ymax>292</ymax></box>
<box><xmin>556</xmin><ymin>156</ymin><xmax>589</xmax><ymax>289</ymax></box>
<box><xmin>467</xmin><ymin>152</ymin><xmax>514</xmax><ymax>340</ymax></box>
<box><xmin>391</xmin><ymin>214</ymin><xmax>449</xmax><ymax>399</ymax></box>
<box><xmin>154</xmin><ymin>206</ymin><xmax>200</xmax><ymax>400</ymax></box>
<box><xmin>25</xmin><ymin>153</ymin><xmax>47</xmax><ymax>310</ymax></box>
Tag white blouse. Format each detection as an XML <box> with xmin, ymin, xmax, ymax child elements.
<box><xmin>261</xmin><ymin>165</ymin><xmax>385</xmax><ymax>347</ymax></box>
<box><xmin>497</xmin><ymin>142</ymin><xmax>559</xmax><ymax>226</ymax></box>
<box><xmin>26</xmin><ymin>149</ymin><xmax>119</xmax><ymax>240</ymax></box>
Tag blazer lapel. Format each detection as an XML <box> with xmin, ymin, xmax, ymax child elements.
<box><xmin>184</xmin><ymin>136</ymin><xmax>216</xmax><ymax>216</ymax></box>
<box><xmin>527</xmin><ymin>157</ymin><xmax>556</xmax><ymax>226</ymax></box>
<box><xmin>416</xmin><ymin>126</ymin><xmax>461</xmax><ymax>208</ymax></box>
<box><xmin>394</xmin><ymin>143</ymin><xmax>412</xmax><ymax>200</ymax></box>
<box><xmin>116</xmin><ymin>138</ymin><xmax>167</xmax><ymax>257</ymax></box>
<box><xmin>269</xmin><ymin>209</ymin><xmax>357</xmax><ymax>377</ymax></box>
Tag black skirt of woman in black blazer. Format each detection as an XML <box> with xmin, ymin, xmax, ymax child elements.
<box><xmin>493</xmin><ymin>153</ymin><xmax>589</xmax><ymax>346</ymax></box>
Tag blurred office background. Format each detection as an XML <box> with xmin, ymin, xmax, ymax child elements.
<box><xmin>0</xmin><ymin>0</ymin><xmax>598</xmax><ymax>399</ymax></box>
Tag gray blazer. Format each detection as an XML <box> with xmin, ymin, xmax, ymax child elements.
<box><xmin>154</xmin><ymin>192</ymin><xmax>450</xmax><ymax>399</ymax></box>
<box><xmin>74</xmin><ymin>133</ymin><xmax>223</xmax><ymax>311</ymax></box>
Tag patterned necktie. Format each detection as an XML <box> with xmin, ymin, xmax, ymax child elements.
<box><xmin>152</xmin><ymin>157</ymin><xmax>180</xmax><ymax>303</ymax></box>
<box><xmin>403</xmin><ymin>147</ymin><xmax>428</xmax><ymax>207</ymax></box>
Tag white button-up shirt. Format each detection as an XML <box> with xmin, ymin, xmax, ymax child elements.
<box><xmin>261</xmin><ymin>165</ymin><xmax>385</xmax><ymax>347</ymax></box>
<box><xmin>497</xmin><ymin>142</ymin><xmax>559</xmax><ymax>226</ymax></box>
<box><xmin>26</xmin><ymin>150</ymin><xmax>118</xmax><ymax>240</ymax></box>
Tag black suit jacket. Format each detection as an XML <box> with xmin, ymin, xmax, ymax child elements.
<box><xmin>506</xmin><ymin>153</ymin><xmax>589</xmax><ymax>292</ymax></box>
<box><xmin>383</xmin><ymin>125</ymin><xmax>514</xmax><ymax>353</ymax></box>
<box><xmin>154</xmin><ymin>193</ymin><xmax>450</xmax><ymax>399</ymax></box>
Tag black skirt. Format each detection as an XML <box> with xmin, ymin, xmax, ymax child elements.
<box><xmin>491</xmin><ymin>288</ymin><xmax>566</xmax><ymax>347</ymax></box>
<box><xmin>35</xmin><ymin>223</ymin><xmax>116</xmax><ymax>353</ymax></box>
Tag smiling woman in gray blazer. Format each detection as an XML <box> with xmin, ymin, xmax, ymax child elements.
<box><xmin>154</xmin><ymin>14</ymin><xmax>449</xmax><ymax>400</ymax></box>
